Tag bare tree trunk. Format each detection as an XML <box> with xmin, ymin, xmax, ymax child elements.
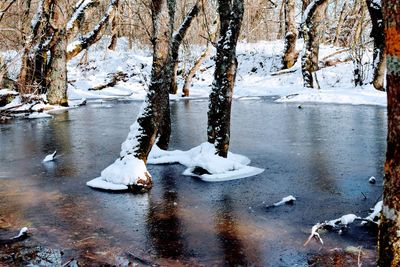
<box><xmin>277</xmin><ymin>0</ymin><xmax>285</xmax><ymax>39</ymax></box>
<box><xmin>182</xmin><ymin>20</ymin><xmax>218</xmax><ymax>97</ymax></box>
<box><xmin>378</xmin><ymin>1</ymin><xmax>400</xmax><ymax>265</ymax></box>
<box><xmin>105</xmin><ymin>0</ymin><xmax>176</xmax><ymax>191</ymax></box>
<box><xmin>300</xmin><ymin>0</ymin><xmax>328</xmax><ymax>88</ymax></box>
<box><xmin>333</xmin><ymin>0</ymin><xmax>347</xmax><ymax>46</ymax></box>
<box><xmin>108</xmin><ymin>0</ymin><xmax>119</xmax><ymax>50</ymax></box>
<box><xmin>281</xmin><ymin>0</ymin><xmax>298</xmax><ymax>69</ymax></box>
<box><xmin>208</xmin><ymin>0</ymin><xmax>244</xmax><ymax>157</ymax></box>
<box><xmin>366</xmin><ymin>0</ymin><xmax>385</xmax><ymax>91</ymax></box>
<box><xmin>168</xmin><ymin>3</ymin><xmax>199</xmax><ymax>94</ymax></box>
<box><xmin>45</xmin><ymin>0</ymin><xmax>68</xmax><ymax>106</ymax></box>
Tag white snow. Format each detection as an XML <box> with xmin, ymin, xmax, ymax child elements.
<box><xmin>148</xmin><ymin>142</ymin><xmax>264</xmax><ymax>182</ymax></box>
<box><xmin>369</xmin><ymin>176</ymin><xmax>376</xmax><ymax>184</ymax></box>
<box><xmin>273</xmin><ymin>195</ymin><xmax>296</xmax><ymax>206</ymax></box>
<box><xmin>13</xmin><ymin>227</ymin><xmax>28</xmax><ymax>239</ymax></box>
<box><xmin>362</xmin><ymin>200</ymin><xmax>383</xmax><ymax>224</ymax></box>
<box><xmin>65</xmin><ymin>38</ymin><xmax>386</xmax><ymax>107</ymax></box>
<box><xmin>327</xmin><ymin>214</ymin><xmax>360</xmax><ymax>226</ymax></box>
<box><xmin>28</xmin><ymin>112</ymin><xmax>53</xmax><ymax>119</ymax></box>
<box><xmin>43</xmin><ymin>151</ymin><xmax>57</xmax><ymax>162</ymax></box>
<box><xmin>86</xmin><ymin>154</ymin><xmax>151</xmax><ymax>190</ymax></box>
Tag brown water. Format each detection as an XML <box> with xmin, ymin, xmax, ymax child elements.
<box><xmin>0</xmin><ymin>98</ymin><xmax>386</xmax><ymax>266</ymax></box>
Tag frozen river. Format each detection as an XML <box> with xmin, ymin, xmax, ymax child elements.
<box><xmin>0</xmin><ymin>97</ymin><xmax>386</xmax><ymax>266</ymax></box>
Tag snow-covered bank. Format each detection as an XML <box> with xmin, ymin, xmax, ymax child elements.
<box><xmin>67</xmin><ymin>38</ymin><xmax>386</xmax><ymax>107</ymax></box>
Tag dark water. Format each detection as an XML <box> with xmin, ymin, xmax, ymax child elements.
<box><xmin>0</xmin><ymin>98</ymin><xmax>386</xmax><ymax>266</ymax></box>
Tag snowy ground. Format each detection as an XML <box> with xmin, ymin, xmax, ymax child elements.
<box><xmin>65</xmin><ymin>38</ymin><xmax>386</xmax><ymax>106</ymax></box>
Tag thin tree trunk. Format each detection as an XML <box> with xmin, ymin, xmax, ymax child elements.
<box><xmin>366</xmin><ymin>0</ymin><xmax>385</xmax><ymax>91</ymax></box>
<box><xmin>108</xmin><ymin>0</ymin><xmax>119</xmax><ymax>50</ymax></box>
<box><xmin>277</xmin><ymin>0</ymin><xmax>285</xmax><ymax>39</ymax></box>
<box><xmin>182</xmin><ymin>20</ymin><xmax>218</xmax><ymax>97</ymax></box>
<box><xmin>169</xmin><ymin>3</ymin><xmax>199</xmax><ymax>94</ymax></box>
<box><xmin>208</xmin><ymin>0</ymin><xmax>244</xmax><ymax>157</ymax></box>
<box><xmin>300</xmin><ymin>0</ymin><xmax>328</xmax><ymax>88</ymax></box>
<box><xmin>333</xmin><ymin>0</ymin><xmax>347</xmax><ymax>46</ymax></box>
<box><xmin>281</xmin><ymin>0</ymin><xmax>298</xmax><ymax>69</ymax></box>
<box><xmin>378</xmin><ymin>0</ymin><xmax>400</xmax><ymax>265</ymax></box>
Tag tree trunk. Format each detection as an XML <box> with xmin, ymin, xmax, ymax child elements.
<box><xmin>182</xmin><ymin>20</ymin><xmax>218</xmax><ymax>97</ymax></box>
<box><xmin>281</xmin><ymin>0</ymin><xmax>298</xmax><ymax>69</ymax></box>
<box><xmin>378</xmin><ymin>1</ymin><xmax>400</xmax><ymax>265</ymax></box>
<box><xmin>208</xmin><ymin>0</ymin><xmax>244</xmax><ymax>157</ymax></box>
<box><xmin>105</xmin><ymin>0</ymin><xmax>176</xmax><ymax>191</ymax></box>
<box><xmin>46</xmin><ymin>0</ymin><xmax>68</xmax><ymax>106</ymax></box>
<box><xmin>300</xmin><ymin>0</ymin><xmax>328</xmax><ymax>88</ymax></box>
<box><xmin>46</xmin><ymin>32</ymin><xmax>68</xmax><ymax>106</ymax></box>
<box><xmin>333</xmin><ymin>0</ymin><xmax>347</xmax><ymax>46</ymax></box>
<box><xmin>366</xmin><ymin>0</ymin><xmax>385</xmax><ymax>91</ymax></box>
<box><xmin>169</xmin><ymin>4</ymin><xmax>199</xmax><ymax>94</ymax></box>
<box><xmin>277</xmin><ymin>0</ymin><xmax>285</xmax><ymax>39</ymax></box>
<box><xmin>108</xmin><ymin>0</ymin><xmax>119</xmax><ymax>50</ymax></box>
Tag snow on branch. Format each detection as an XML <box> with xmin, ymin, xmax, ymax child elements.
<box><xmin>66</xmin><ymin>0</ymin><xmax>100</xmax><ymax>38</ymax></box>
<box><xmin>301</xmin><ymin>0</ymin><xmax>329</xmax><ymax>27</ymax></box>
<box><xmin>67</xmin><ymin>0</ymin><xmax>118</xmax><ymax>60</ymax></box>
<box><xmin>172</xmin><ymin>3</ymin><xmax>199</xmax><ymax>45</ymax></box>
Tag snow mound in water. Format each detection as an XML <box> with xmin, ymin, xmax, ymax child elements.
<box><xmin>148</xmin><ymin>142</ymin><xmax>264</xmax><ymax>182</ymax></box>
<box><xmin>87</xmin><ymin>154</ymin><xmax>150</xmax><ymax>190</ymax></box>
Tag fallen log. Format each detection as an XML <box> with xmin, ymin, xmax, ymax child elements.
<box><xmin>88</xmin><ymin>71</ymin><xmax>128</xmax><ymax>91</ymax></box>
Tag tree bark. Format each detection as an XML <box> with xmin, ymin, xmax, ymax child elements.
<box><xmin>113</xmin><ymin>0</ymin><xmax>176</xmax><ymax>191</ymax></box>
<box><xmin>46</xmin><ymin>0</ymin><xmax>68</xmax><ymax>106</ymax></box>
<box><xmin>300</xmin><ymin>0</ymin><xmax>328</xmax><ymax>88</ymax></box>
<box><xmin>366</xmin><ymin>0</ymin><xmax>385</xmax><ymax>91</ymax></box>
<box><xmin>169</xmin><ymin>3</ymin><xmax>199</xmax><ymax>94</ymax></box>
<box><xmin>208</xmin><ymin>0</ymin><xmax>244</xmax><ymax>157</ymax></box>
<box><xmin>281</xmin><ymin>0</ymin><xmax>298</xmax><ymax>69</ymax></box>
<box><xmin>108</xmin><ymin>0</ymin><xmax>119</xmax><ymax>50</ymax></box>
<box><xmin>378</xmin><ymin>1</ymin><xmax>400</xmax><ymax>265</ymax></box>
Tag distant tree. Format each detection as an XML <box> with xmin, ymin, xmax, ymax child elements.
<box><xmin>17</xmin><ymin>0</ymin><xmax>117</xmax><ymax>106</ymax></box>
<box><xmin>366</xmin><ymin>0</ymin><xmax>385</xmax><ymax>91</ymax></box>
<box><xmin>332</xmin><ymin>0</ymin><xmax>347</xmax><ymax>46</ymax></box>
<box><xmin>378</xmin><ymin>0</ymin><xmax>400</xmax><ymax>265</ymax></box>
<box><xmin>169</xmin><ymin>3</ymin><xmax>199</xmax><ymax>95</ymax></box>
<box><xmin>300</xmin><ymin>0</ymin><xmax>328</xmax><ymax>88</ymax></box>
<box><xmin>208</xmin><ymin>0</ymin><xmax>244</xmax><ymax>157</ymax></box>
<box><xmin>280</xmin><ymin>0</ymin><xmax>298</xmax><ymax>69</ymax></box>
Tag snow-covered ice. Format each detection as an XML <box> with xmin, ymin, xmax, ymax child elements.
<box><xmin>272</xmin><ymin>195</ymin><xmax>296</xmax><ymax>206</ymax></box>
<box><xmin>148</xmin><ymin>142</ymin><xmax>264</xmax><ymax>182</ymax></box>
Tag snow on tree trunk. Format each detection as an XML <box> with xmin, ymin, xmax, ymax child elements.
<box><xmin>169</xmin><ymin>3</ymin><xmax>199</xmax><ymax>94</ymax></box>
<box><xmin>88</xmin><ymin>0</ymin><xmax>176</xmax><ymax>192</ymax></box>
<box><xmin>66</xmin><ymin>0</ymin><xmax>100</xmax><ymax>39</ymax></box>
<box><xmin>378</xmin><ymin>1</ymin><xmax>400</xmax><ymax>265</ymax></box>
<box><xmin>67</xmin><ymin>0</ymin><xmax>119</xmax><ymax>60</ymax></box>
<box><xmin>208</xmin><ymin>0</ymin><xmax>244</xmax><ymax>158</ymax></box>
<box><xmin>366</xmin><ymin>0</ymin><xmax>386</xmax><ymax>91</ymax></box>
<box><xmin>300</xmin><ymin>0</ymin><xmax>328</xmax><ymax>88</ymax></box>
<box><xmin>281</xmin><ymin>0</ymin><xmax>298</xmax><ymax>69</ymax></box>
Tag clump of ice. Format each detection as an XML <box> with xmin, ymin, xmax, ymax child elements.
<box><xmin>148</xmin><ymin>142</ymin><xmax>264</xmax><ymax>182</ymax></box>
<box><xmin>362</xmin><ymin>200</ymin><xmax>382</xmax><ymax>225</ymax></box>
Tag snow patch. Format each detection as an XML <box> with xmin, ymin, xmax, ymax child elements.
<box><xmin>148</xmin><ymin>142</ymin><xmax>263</xmax><ymax>182</ymax></box>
